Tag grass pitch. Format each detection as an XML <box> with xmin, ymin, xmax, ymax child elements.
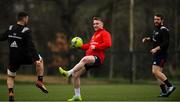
<box><xmin>0</xmin><ymin>83</ymin><xmax>179</xmax><ymax>101</ymax></box>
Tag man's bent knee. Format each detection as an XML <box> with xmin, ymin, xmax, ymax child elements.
<box><xmin>35</xmin><ymin>59</ymin><xmax>43</xmax><ymax>67</ymax></box>
<box><xmin>81</xmin><ymin>57</ymin><xmax>88</xmax><ymax>63</ymax></box>
<box><xmin>81</xmin><ymin>56</ymin><xmax>95</xmax><ymax>64</ymax></box>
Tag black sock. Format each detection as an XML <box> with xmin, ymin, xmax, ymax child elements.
<box><xmin>9</xmin><ymin>88</ymin><xmax>14</xmax><ymax>93</ymax></box>
<box><xmin>160</xmin><ymin>84</ymin><xmax>166</xmax><ymax>93</ymax></box>
<box><xmin>38</xmin><ymin>76</ymin><xmax>43</xmax><ymax>82</ymax></box>
<box><xmin>163</xmin><ymin>79</ymin><xmax>172</xmax><ymax>87</ymax></box>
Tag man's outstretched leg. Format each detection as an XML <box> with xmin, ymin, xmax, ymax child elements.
<box><xmin>35</xmin><ymin>59</ymin><xmax>48</xmax><ymax>93</ymax></box>
<box><xmin>59</xmin><ymin>56</ymin><xmax>95</xmax><ymax>77</ymax></box>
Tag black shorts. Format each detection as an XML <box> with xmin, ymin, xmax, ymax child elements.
<box><xmin>8</xmin><ymin>54</ymin><xmax>41</xmax><ymax>72</ymax></box>
<box><xmin>153</xmin><ymin>53</ymin><xmax>167</xmax><ymax>68</ymax></box>
<box><xmin>84</xmin><ymin>56</ymin><xmax>101</xmax><ymax>71</ymax></box>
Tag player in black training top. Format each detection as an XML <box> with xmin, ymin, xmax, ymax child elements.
<box><xmin>0</xmin><ymin>12</ymin><xmax>48</xmax><ymax>101</ymax></box>
<box><xmin>142</xmin><ymin>14</ymin><xmax>176</xmax><ymax>97</ymax></box>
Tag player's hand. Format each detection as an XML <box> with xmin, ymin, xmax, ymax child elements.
<box><xmin>150</xmin><ymin>48</ymin><xmax>157</xmax><ymax>54</ymax></box>
<box><xmin>142</xmin><ymin>37</ymin><xmax>150</xmax><ymax>43</ymax></box>
<box><xmin>90</xmin><ymin>45</ymin><xmax>96</xmax><ymax>50</ymax></box>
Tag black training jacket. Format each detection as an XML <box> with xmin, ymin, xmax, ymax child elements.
<box><xmin>0</xmin><ymin>24</ymin><xmax>39</xmax><ymax>61</ymax></box>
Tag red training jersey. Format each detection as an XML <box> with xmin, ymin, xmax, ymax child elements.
<box><xmin>81</xmin><ymin>28</ymin><xmax>112</xmax><ymax>64</ymax></box>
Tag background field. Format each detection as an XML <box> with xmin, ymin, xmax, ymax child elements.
<box><xmin>0</xmin><ymin>0</ymin><xmax>180</xmax><ymax>101</ymax></box>
<box><xmin>1</xmin><ymin>0</ymin><xmax>180</xmax><ymax>83</ymax></box>
<box><xmin>0</xmin><ymin>80</ymin><xmax>179</xmax><ymax>101</ymax></box>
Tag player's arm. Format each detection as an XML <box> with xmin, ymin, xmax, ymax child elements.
<box><xmin>142</xmin><ymin>36</ymin><xmax>151</xmax><ymax>43</ymax></box>
<box><xmin>81</xmin><ymin>43</ymin><xmax>90</xmax><ymax>50</ymax></box>
<box><xmin>24</xmin><ymin>30</ymin><xmax>40</xmax><ymax>61</ymax></box>
<box><xmin>0</xmin><ymin>30</ymin><xmax>9</xmax><ymax>41</ymax></box>
<box><xmin>93</xmin><ymin>32</ymin><xmax>112</xmax><ymax>50</ymax></box>
<box><xmin>150</xmin><ymin>46</ymin><xmax>160</xmax><ymax>54</ymax></box>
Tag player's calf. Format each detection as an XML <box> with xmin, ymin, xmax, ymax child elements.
<box><xmin>8</xmin><ymin>88</ymin><xmax>14</xmax><ymax>101</ymax></box>
<box><xmin>7</xmin><ymin>70</ymin><xmax>16</xmax><ymax>101</ymax></box>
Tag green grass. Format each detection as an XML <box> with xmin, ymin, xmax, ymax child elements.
<box><xmin>0</xmin><ymin>83</ymin><xmax>179</xmax><ymax>101</ymax></box>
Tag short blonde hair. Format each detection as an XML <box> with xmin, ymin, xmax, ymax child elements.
<box><xmin>93</xmin><ymin>17</ymin><xmax>103</xmax><ymax>22</ymax></box>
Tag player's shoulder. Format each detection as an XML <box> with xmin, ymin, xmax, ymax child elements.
<box><xmin>102</xmin><ymin>29</ymin><xmax>111</xmax><ymax>34</ymax></box>
<box><xmin>8</xmin><ymin>24</ymin><xmax>31</xmax><ymax>33</ymax></box>
<box><xmin>8</xmin><ymin>25</ymin><xmax>14</xmax><ymax>30</ymax></box>
<box><xmin>21</xmin><ymin>26</ymin><xmax>31</xmax><ymax>33</ymax></box>
<box><xmin>160</xmin><ymin>26</ymin><xmax>169</xmax><ymax>32</ymax></box>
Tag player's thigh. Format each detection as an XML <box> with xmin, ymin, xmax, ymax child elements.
<box><xmin>152</xmin><ymin>65</ymin><xmax>162</xmax><ymax>74</ymax></box>
<box><xmin>81</xmin><ymin>56</ymin><xmax>95</xmax><ymax>64</ymax></box>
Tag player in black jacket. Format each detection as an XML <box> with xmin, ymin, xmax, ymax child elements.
<box><xmin>142</xmin><ymin>14</ymin><xmax>176</xmax><ymax>97</ymax></box>
<box><xmin>0</xmin><ymin>12</ymin><xmax>48</xmax><ymax>101</ymax></box>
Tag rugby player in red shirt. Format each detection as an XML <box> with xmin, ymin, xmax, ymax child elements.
<box><xmin>59</xmin><ymin>17</ymin><xmax>112</xmax><ymax>101</ymax></box>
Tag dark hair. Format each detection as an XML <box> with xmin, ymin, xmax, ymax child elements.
<box><xmin>17</xmin><ymin>12</ymin><xmax>28</xmax><ymax>21</ymax></box>
<box><xmin>154</xmin><ymin>14</ymin><xmax>164</xmax><ymax>20</ymax></box>
<box><xmin>93</xmin><ymin>16</ymin><xmax>103</xmax><ymax>22</ymax></box>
